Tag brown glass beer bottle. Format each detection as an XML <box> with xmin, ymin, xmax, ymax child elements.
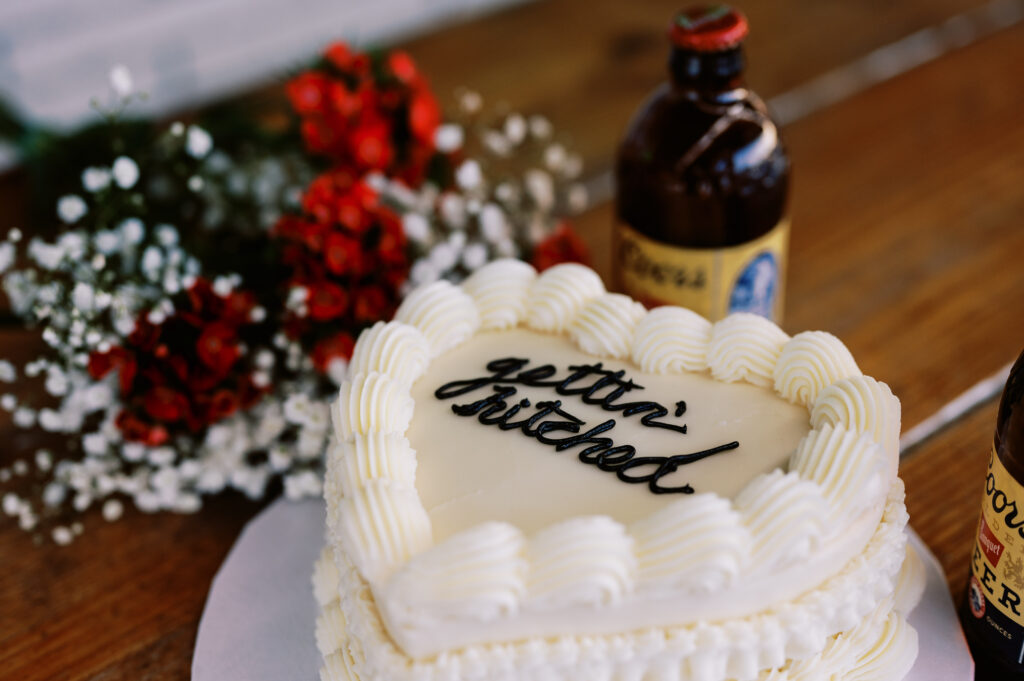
<box><xmin>614</xmin><ymin>5</ymin><xmax>789</xmax><ymax>321</ymax></box>
<box><xmin>962</xmin><ymin>349</ymin><xmax>1024</xmax><ymax>679</ymax></box>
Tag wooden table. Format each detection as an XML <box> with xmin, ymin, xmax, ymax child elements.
<box><xmin>3</xmin><ymin>0</ymin><xmax>1023</xmax><ymax>677</ymax></box>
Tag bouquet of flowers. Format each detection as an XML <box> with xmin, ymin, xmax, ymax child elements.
<box><xmin>0</xmin><ymin>43</ymin><xmax>589</xmax><ymax>542</ymax></box>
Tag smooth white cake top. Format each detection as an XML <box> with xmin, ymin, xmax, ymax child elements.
<box><xmin>409</xmin><ymin>327</ymin><xmax>810</xmax><ymax>539</ymax></box>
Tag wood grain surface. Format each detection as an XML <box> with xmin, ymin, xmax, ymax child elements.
<box><xmin>904</xmin><ymin>401</ymin><xmax>997</xmax><ymax>596</ymax></box>
<box><xmin>2</xmin><ymin>0</ymin><xmax>1021</xmax><ymax>678</ymax></box>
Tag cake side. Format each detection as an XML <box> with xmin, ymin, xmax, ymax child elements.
<box><xmin>313</xmin><ymin>481</ymin><xmax>915</xmax><ymax>681</ymax></box>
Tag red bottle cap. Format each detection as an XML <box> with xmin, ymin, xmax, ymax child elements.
<box><xmin>670</xmin><ymin>5</ymin><xmax>749</xmax><ymax>52</ymax></box>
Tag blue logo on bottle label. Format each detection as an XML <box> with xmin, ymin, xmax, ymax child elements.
<box><xmin>729</xmin><ymin>251</ymin><xmax>778</xmax><ymax>320</ymax></box>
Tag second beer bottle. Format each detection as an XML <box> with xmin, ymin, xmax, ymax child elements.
<box><xmin>614</xmin><ymin>5</ymin><xmax>790</xmax><ymax>321</ymax></box>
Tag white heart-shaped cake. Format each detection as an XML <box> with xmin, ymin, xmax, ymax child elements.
<box><xmin>314</xmin><ymin>261</ymin><xmax>920</xmax><ymax>681</ymax></box>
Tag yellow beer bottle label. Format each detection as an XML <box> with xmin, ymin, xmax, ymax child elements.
<box><xmin>967</xmin><ymin>446</ymin><xmax>1024</xmax><ymax>662</ymax></box>
<box><xmin>614</xmin><ymin>219</ymin><xmax>789</xmax><ymax>322</ymax></box>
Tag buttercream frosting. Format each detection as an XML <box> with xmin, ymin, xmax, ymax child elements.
<box><xmin>706</xmin><ymin>313</ymin><xmax>789</xmax><ymax>388</ymax></box>
<box><xmin>461</xmin><ymin>259</ymin><xmax>538</xmax><ymax>330</ymax></box>
<box><xmin>631</xmin><ymin>305</ymin><xmax>713</xmax><ymax>374</ymax></box>
<box><xmin>525</xmin><ymin>263</ymin><xmax>605</xmax><ymax>332</ymax></box>
<box><xmin>394</xmin><ymin>280</ymin><xmax>480</xmax><ymax>356</ymax></box>
<box><xmin>317</xmin><ymin>262</ymin><xmax>914</xmax><ymax>681</ymax></box>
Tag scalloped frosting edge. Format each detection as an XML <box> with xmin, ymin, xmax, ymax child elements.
<box><xmin>314</xmin><ymin>486</ymin><xmax>912</xmax><ymax>681</ymax></box>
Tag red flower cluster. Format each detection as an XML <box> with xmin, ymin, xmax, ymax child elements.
<box><xmin>530</xmin><ymin>221</ymin><xmax>592</xmax><ymax>272</ymax></box>
<box><xmin>286</xmin><ymin>43</ymin><xmax>441</xmax><ymax>184</ymax></box>
<box><xmin>274</xmin><ymin>171</ymin><xmax>407</xmax><ymax>372</ymax></box>
<box><xmin>88</xmin><ymin>279</ymin><xmax>266</xmax><ymax>445</ymax></box>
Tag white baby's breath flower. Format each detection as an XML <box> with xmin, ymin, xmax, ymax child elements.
<box><xmin>2</xmin><ymin>492</ymin><xmax>20</xmax><ymax>516</ymax></box>
<box><xmin>109</xmin><ymin>64</ymin><xmax>134</xmax><ymax>97</ymax></box>
<box><xmin>439</xmin><ymin>193</ymin><xmax>467</xmax><ymax>229</ymax></box>
<box><xmin>434</xmin><ymin>124</ymin><xmax>464</xmax><ymax>153</ymax></box>
<box><xmin>83</xmin><ymin>432</ymin><xmax>108</xmax><ymax>456</ymax></box>
<box><xmin>462</xmin><ymin>242</ymin><xmax>488</xmax><ymax>271</ymax></box>
<box><xmin>43</xmin><ymin>482</ymin><xmax>66</xmax><ymax>507</ymax></box>
<box><xmin>543</xmin><ymin>144</ymin><xmax>567</xmax><ymax>171</ymax></box>
<box><xmin>327</xmin><ymin>358</ymin><xmax>348</xmax><ymax>386</ymax></box>
<box><xmin>52</xmin><ymin>526</ymin><xmax>74</xmax><ymax>545</ymax></box>
<box><xmin>155</xmin><ymin>224</ymin><xmax>179</xmax><ymax>246</ymax></box>
<box><xmin>409</xmin><ymin>259</ymin><xmax>439</xmax><ymax>286</ymax></box>
<box><xmin>455</xmin><ymin>160</ymin><xmax>484</xmax><ymax>191</ymax></box>
<box><xmin>44</xmin><ymin>370</ymin><xmax>68</xmax><ymax>397</ymax></box>
<box><xmin>447</xmin><ymin>230</ymin><xmax>466</xmax><ymax>252</ymax></box>
<box><xmin>82</xmin><ymin>167</ymin><xmax>112</xmax><ymax>193</ymax></box>
<box><xmin>170</xmin><ymin>121</ymin><xmax>185</xmax><ymax>137</ymax></box>
<box><xmin>0</xmin><ymin>361</ymin><xmax>15</xmax><ymax>383</ymax></box>
<box><xmin>496</xmin><ymin>238</ymin><xmax>517</xmax><ymax>258</ymax></box>
<box><xmin>188</xmin><ymin>176</ymin><xmax>204</xmax><ymax>192</ymax></box>
<box><xmin>525</xmin><ymin>169</ymin><xmax>555</xmax><ymax>211</ymax></box>
<box><xmin>429</xmin><ymin>242</ymin><xmax>457</xmax><ymax>271</ymax></box>
<box><xmin>568</xmin><ymin>183</ymin><xmax>588</xmax><ymax>212</ymax></box>
<box><xmin>57</xmin><ymin>195</ymin><xmax>88</xmax><ymax>224</ymax></box>
<box><xmin>141</xmin><ymin>246</ymin><xmax>163</xmax><ymax>279</ymax></box>
<box><xmin>561</xmin><ymin>154</ymin><xmax>583</xmax><ymax>180</ymax></box>
<box><xmin>283</xmin><ymin>394</ymin><xmax>313</xmax><ymax>426</ymax></box>
<box><xmin>0</xmin><ymin>242</ymin><xmax>13</xmax><ymax>274</ymax></box>
<box><xmin>212</xmin><ymin>276</ymin><xmax>234</xmax><ymax>297</ymax></box>
<box><xmin>0</xmin><ymin>394</ymin><xmax>15</xmax><ymax>410</ymax></box>
<box><xmin>13</xmin><ymin>407</ymin><xmax>35</xmax><ymax>428</ymax></box>
<box><xmin>529</xmin><ymin>115</ymin><xmax>553</xmax><ymax>139</ymax></box>
<box><xmin>186</xmin><ymin>126</ymin><xmax>213</xmax><ymax>158</ymax></box>
<box><xmin>58</xmin><ymin>232</ymin><xmax>86</xmax><ymax>260</ymax></box>
<box><xmin>112</xmin><ymin>156</ymin><xmax>140</xmax><ymax>189</ymax></box>
<box><xmin>504</xmin><ymin>114</ymin><xmax>527</xmax><ymax>145</ymax></box>
<box><xmin>93</xmin><ymin>230</ymin><xmax>120</xmax><ymax>255</ymax></box>
<box><xmin>482</xmin><ymin>131</ymin><xmax>511</xmax><ymax>157</ymax></box>
<box><xmin>102</xmin><ymin>499</ymin><xmax>124</xmax><ymax>522</ymax></box>
<box><xmin>71</xmin><ymin>282</ymin><xmax>96</xmax><ymax>313</ymax></box>
<box><xmin>479</xmin><ymin>203</ymin><xmax>508</xmax><ymax>243</ymax></box>
<box><xmin>119</xmin><ymin>218</ymin><xmax>145</xmax><ymax>245</ymax></box>
<box><xmin>458</xmin><ymin>89</ymin><xmax>482</xmax><ymax>114</ymax></box>
<box><xmin>402</xmin><ymin>213</ymin><xmax>431</xmax><ymax>243</ymax></box>
<box><xmin>38</xmin><ymin>408</ymin><xmax>64</xmax><ymax>432</ymax></box>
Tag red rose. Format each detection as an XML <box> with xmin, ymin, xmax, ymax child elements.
<box><xmin>307</xmin><ymin>281</ymin><xmax>349</xmax><ymax>321</ymax></box>
<box><xmin>409</xmin><ymin>91</ymin><xmax>440</xmax><ymax>143</ymax></box>
<box><xmin>323</xmin><ymin>232</ymin><xmax>363</xmax><ymax>276</ymax></box>
<box><xmin>196</xmin><ymin>322</ymin><xmax>240</xmax><ymax>373</ymax></box>
<box><xmin>117</xmin><ymin>411</ymin><xmax>169</xmax><ymax>446</ymax></box>
<box><xmin>388</xmin><ymin>51</ymin><xmax>418</xmax><ymax>83</ymax></box>
<box><xmin>144</xmin><ymin>386</ymin><xmax>190</xmax><ymax>423</ymax></box>
<box><xmin>312</xmin><ymin>331</ymin><xmax>356</xmax><ymax>372</ymax></box>
<box><xmin>350</xmin><ymin>116</ymin><xmax>393</xmax><ymax>171</ymax></box>
<box><xmin>531</xmin><ymin>221</ymin><xmax>592</xmax><ymax>272</ymax></box>
<box><xmin>204</xmin><ymin>389</ymin><xmax>240</xmax><ymax>422</ymax></box>
<box><xmin>286</xmin><ymin>72</ymin><xmax>330</xmax><ymax>115</ymax></box>
<box><xmin>300</xmin><ymin>119</ymin><xmax>336</xmax><ymax>156</ymax></box>
<box><xmin>88</xmin><ymin>347</ymin><xmax>137</xmax><ymax>393</ymax></box>
<box><xmin>353</xmin><ymin>285</ymin><xmax>393</xmax><ymax>323</ymax></box>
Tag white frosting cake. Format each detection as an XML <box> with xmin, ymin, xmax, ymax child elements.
<box><xmin>315</xmin><ymin>261</ymin><xmax>922</xmax><ymax>681</ymax></box>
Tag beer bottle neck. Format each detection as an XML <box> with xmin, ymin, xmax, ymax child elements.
<box><xmin>669</xmin><ymin>46</ymin><xmax>745</xmax><ymax>91</ymax></box>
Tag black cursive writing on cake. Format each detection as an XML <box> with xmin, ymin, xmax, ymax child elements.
<box><xmin>434</xmin><ymin>358</ymin><xmax>739</xmax><ymax>494</ymax></box>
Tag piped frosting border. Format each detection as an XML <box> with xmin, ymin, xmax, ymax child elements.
<box><xmin>324</xmin><ymin>261</ymin><xmax>903</xmax><ymax>657</ymax></box>
<box><xmin>314</xmin><ymin>482</ymin><xmax>913</xmax><ymax>681</ymax></box>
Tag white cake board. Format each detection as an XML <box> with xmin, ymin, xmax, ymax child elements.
<box><xmin>192</xmin><ymin>498</ymin><xmax>974</xmax><ymax>680</ymax></box>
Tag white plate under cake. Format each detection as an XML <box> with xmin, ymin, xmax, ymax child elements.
<box><xmin>313</xmin><ymin>261</ymin><xmax>923</xmax><ymax>681</ymax></box>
